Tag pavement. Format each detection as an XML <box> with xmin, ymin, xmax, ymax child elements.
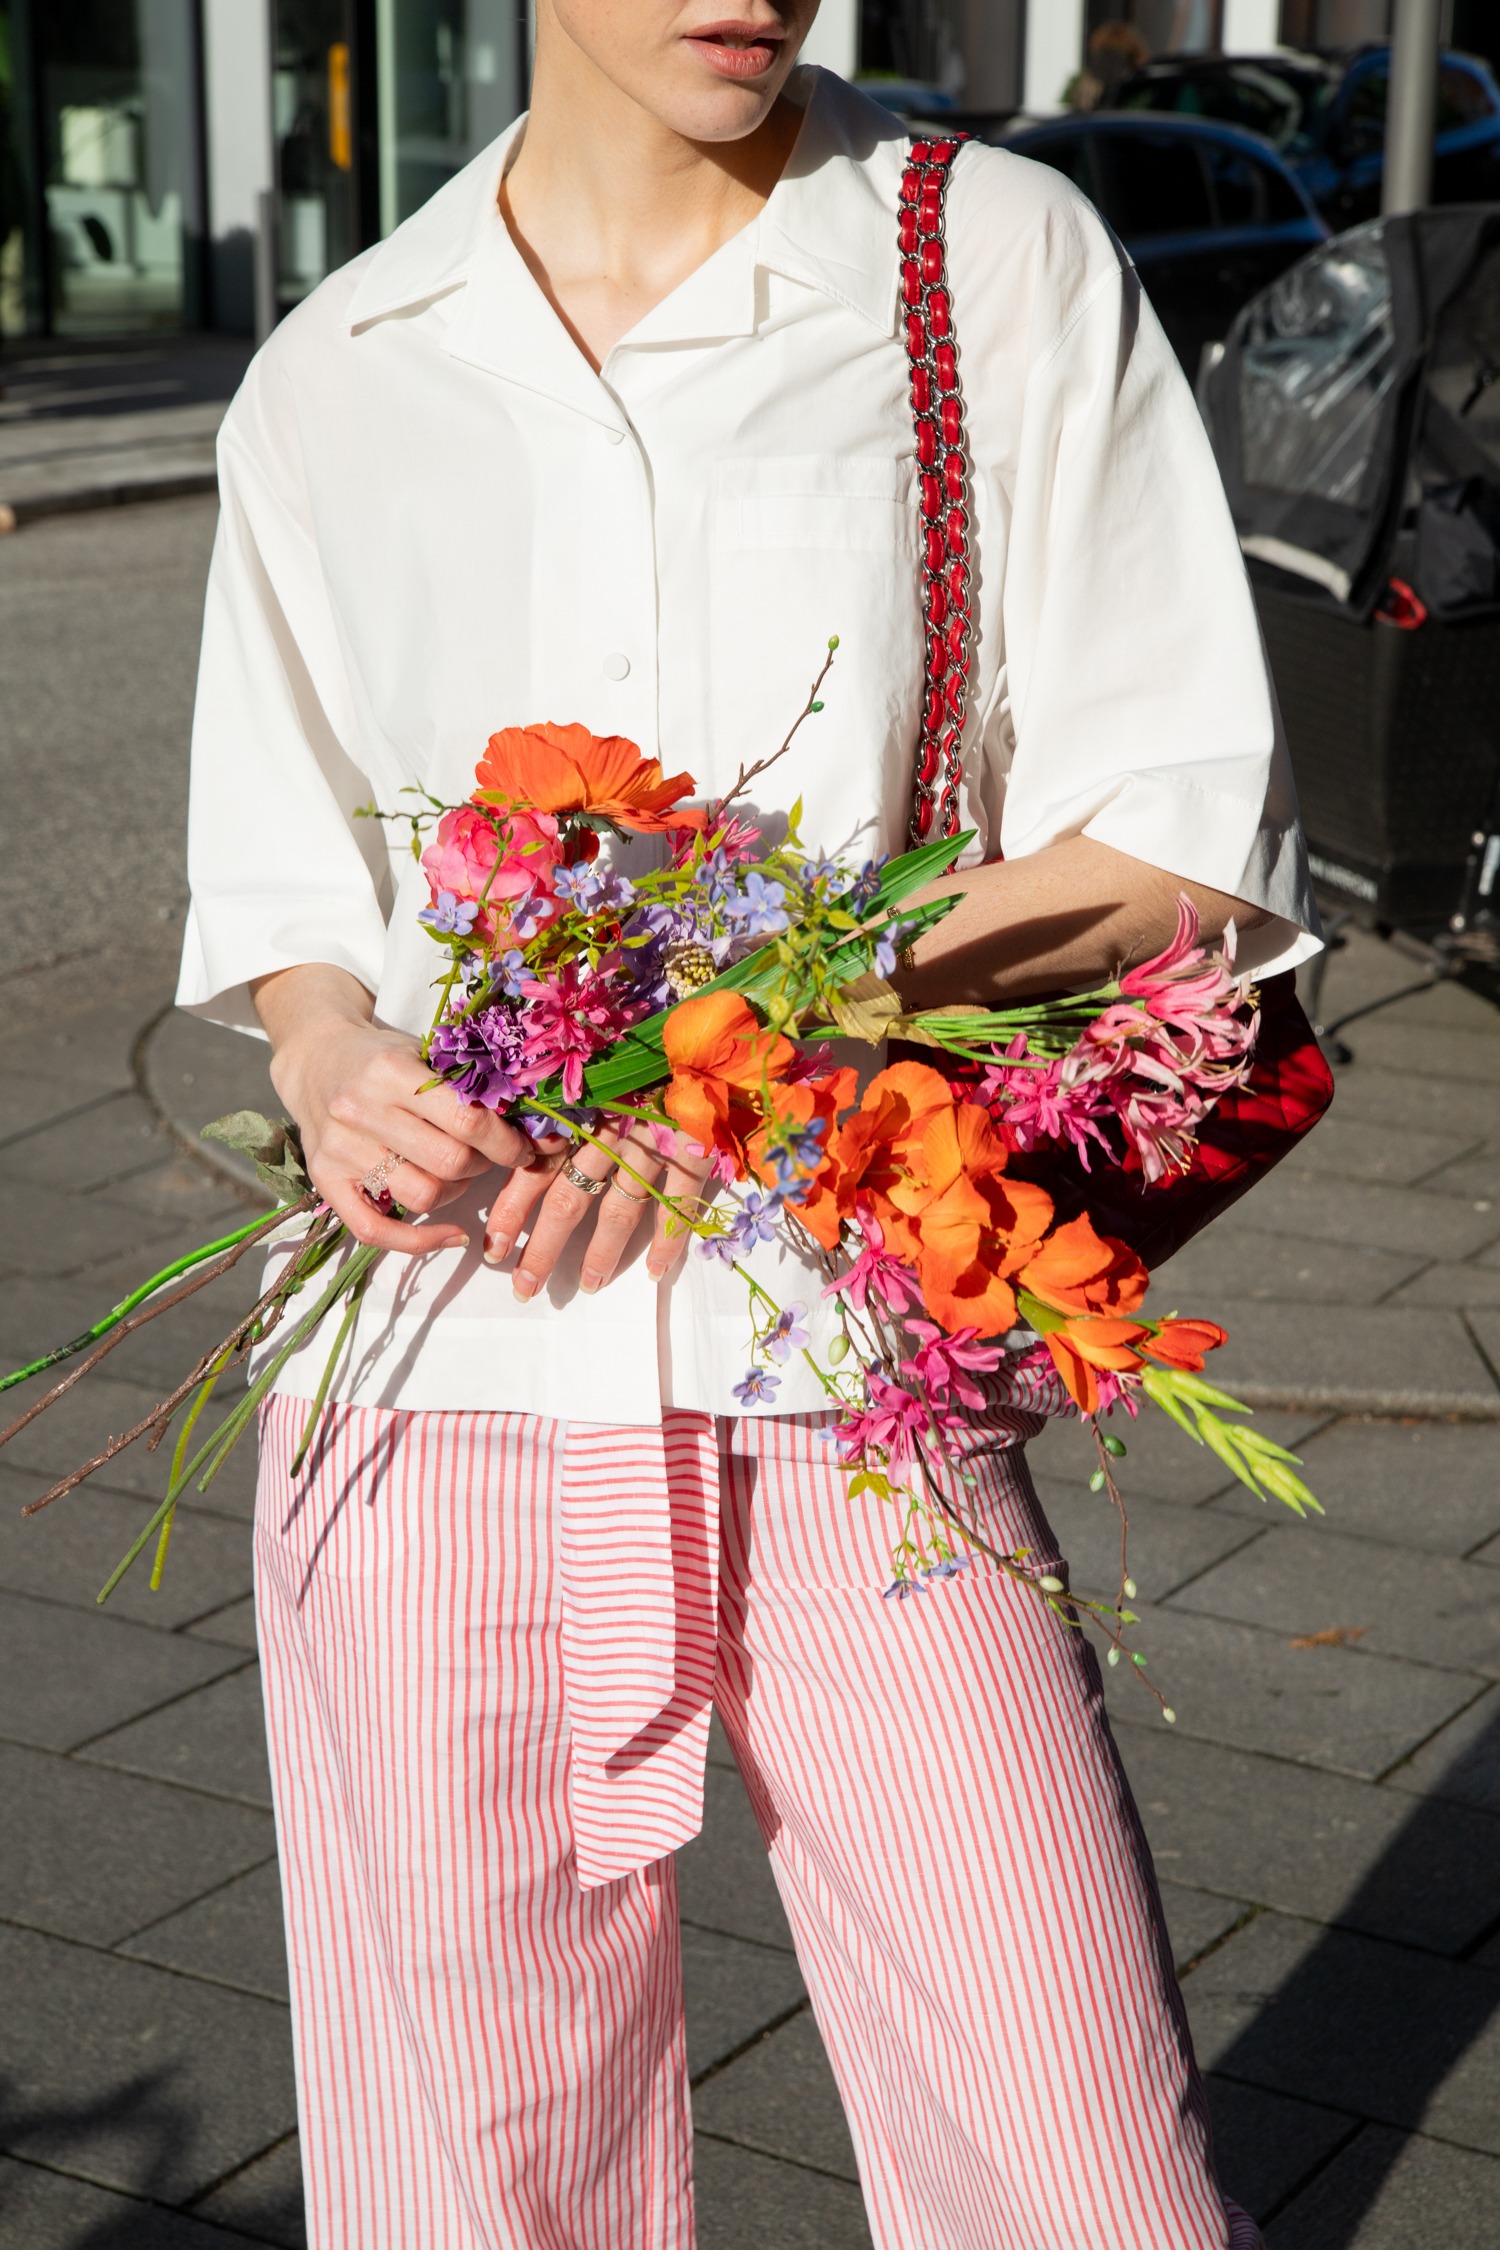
<box><xmin>0</xmin><ymin>339</ymin><xmax>249</xmax><ymax>533</ymax></box>
<box><xmin>4</xmin><ymin>494</ymin><xmax>1500</xmax><ymax>2248</ymax></box>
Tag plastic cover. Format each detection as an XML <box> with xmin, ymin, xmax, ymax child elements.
<box><xmin>1238</xmin><ymin>222</ymin><xmax>1395</xmax><ymax>506</ymax></box>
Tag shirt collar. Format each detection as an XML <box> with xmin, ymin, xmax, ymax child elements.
<box><xmin>344</xmin><ymin>68</ymin><xmax>907</xmax><ymax>361</ymax></box>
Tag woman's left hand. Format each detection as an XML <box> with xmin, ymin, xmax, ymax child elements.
<box><xmin>483</xmin><ymin>1121</ymin><xmax>714</xmax><ymax>1298</ymax></box>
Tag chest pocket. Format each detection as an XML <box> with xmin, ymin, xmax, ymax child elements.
<box><xmin>713</xmin><ymin>456</ymin><xmax>920</xmax><ymax>555</ymax></box>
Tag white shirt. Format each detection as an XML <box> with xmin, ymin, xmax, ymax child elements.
<box><xmin>178</xmin><ymin>68</ymin><xmax>1319</xmax><ymax>1425</ymax></box>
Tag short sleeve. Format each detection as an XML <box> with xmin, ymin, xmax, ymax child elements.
<box><xmin>950</xmin><ymin>151</ymin><xmax>1319</xmax><ymax>975</ymax></box>
<box><xmin>175</xmin><ymin>351</ymin><xmax>394</xmax><ymax>1034</ymax></box>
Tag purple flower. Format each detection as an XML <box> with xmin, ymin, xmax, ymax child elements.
<box><xmin>552</xmin><ymin>861</ymin><xmax>602</xmax><ymax>911</ymax></box>
<box><xmin>723</xmin><ymin>872</ymin><xmax>789</xmax><ymax>939</ymax></box>
<box><xmin>726</xmin><ymin>1188</ymin><xmax>781</xmax><ymax>1251</ymax></box>
<box><xmin>734</xmin><ymin>1366</ymin><xmax>781</xmax><ymax>1407</ymax></box>
<box><xmin>426</xmin><ymin>1004</ymin><xmax>535</xmax><ymax>1110</ymax></box>
<box><xmin>419</xmin><ymin>890</ymin><xmax>479</xmax><ymax>938</ymax></box>
<box><xmin>882</xmin><ymin>1576</ymin><xmax>922</xmax><ymax>1601</ymax></box>
<box><xmin>922</xmin><ymin>1556</ymin><xmax>974</xmax><ymax>1583</ymax></box>
<box><xmin>496</xmin><ymin>949</ymin><xmax>530</xmax><ymax>1000</ymax></box>
<box><xmin>766</xmin><ymin>1302</ymin><xmax>809</xmax><ymax>1364</ymax></box>
<box><xmin>697</xmin><ymin>1229</ymin><xmax>740</xmax><ymax>1264</ymax></box>
<box><xmin>845</xmin><ymin>858</ymin><xmax>888</xmax><ymax>916</ymax></box>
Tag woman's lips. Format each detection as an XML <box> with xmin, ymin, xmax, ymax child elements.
<box><xmin>684</xmin><ymin>25</ymin><xmax>784</xmax><ymax>77</ymax></box>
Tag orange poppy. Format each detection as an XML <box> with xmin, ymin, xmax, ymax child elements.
<box><xmin>662</xmin><ymin>991</ymin><xmax>794</xmax><ymax>1170</ymax></box>
<box><xmin>915</xmin><ymin>1173</ymin><xmax>1057</xmax><ymax>1337</ymax></box>
<box><xmin>474</xmin><ymin>723</ymin><xmax>706</xmax><ymax>832</ymax></box>
<box><xmin>749</xmin><ymin>1068</ymin><xmax>858</xmax><ymax>1251</ymax></box>
<box><xmin>1138</xmin><ymin>1317</ymin><xmax>1227</xmax><ymax>1372</ymax></box>
<box><xmin>1017</xmin><ymin>1212</ymin><xmax>1149</xmax><ymax>1321</ymax></box>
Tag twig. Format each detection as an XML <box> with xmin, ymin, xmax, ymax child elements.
<box><xmin>0</xmin><ymin>1195</ymin><xmax>316</xmax><ymax>1455</ymax></box>
<box><xmin>711</xmin><ymin>643</ymin><xmax>838</xmax><ymax>823</ymax></box>
<box><xmin>1090</xmin><ymin>1422</ymin><xmax>1133</xmax><ymax>1610</ymax></box>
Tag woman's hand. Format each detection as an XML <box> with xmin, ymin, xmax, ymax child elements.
<box><xmin>251</xmin><ymin>964</ymin><xmax>543</xmax><ymax>1254</ymax></box>
<box><xmin>483</xmin><ymin>1118</ymin><xmax>713</xmax><ymax>1299</ymax></box>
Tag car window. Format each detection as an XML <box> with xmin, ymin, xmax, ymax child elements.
<box><xmin>1115</xmin><ymin>64</ymin><xmax>1329</xmax><ymax>157</ymax></box>
<box><xmin>1095</xmin><ymin>134</ymin><xmax>1213</xmax><ymax>237</ymax></box>
<box><xmin>1437</xmin><ymin>63</ymin><xmax>1496</xmax><ymax>131</ymax></box>
<box><xmin>1019</xmin><ymin>132</ymin><xmax>1096</xmax><ymax>198</ymax></box>
<box><xmin>1204</xmin><ymin>140</ymin><xmax>1307</xmax><ymax>229</ymax></box>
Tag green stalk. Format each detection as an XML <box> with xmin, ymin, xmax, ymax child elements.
<box><xmin>150</xmin><ymin>1354</ymin><xmax>231</xmax><ymax>1590</ymax></box>
<box><xmin>290</xmin><ymin>1270</ymin><xmax>370</xmax><ymax>1475</ymax></box>
<box><xmin>0</xmin><ymin>1211</ymin><xmax>284</xmax><ymax>1396</ymax></box>
<box><xmin>97</xmin><ymin>1245</ymin><xmax>381</xmax><ymax>1605</ymax></box>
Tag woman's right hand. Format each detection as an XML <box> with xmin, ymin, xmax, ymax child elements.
<box><xmin>252</xmin><ymin>964</ymin><xmax>544</xmax><ymax>1254</ymax></box>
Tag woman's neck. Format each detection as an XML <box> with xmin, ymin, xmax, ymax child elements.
<box><xmin>502</xmin><ymin>36</ymin><xmax>803</xmax><ymax>370</ymax></box>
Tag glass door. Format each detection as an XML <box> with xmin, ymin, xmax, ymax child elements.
<box><xmin>273</xmin><ymin>0</ymin><xmax>364</xmax><ymax>311</ymax></box>
<box><xmin>374</xmin><ymin>0</ymin><xmax>525</xmax><ymax>234</ymax></box>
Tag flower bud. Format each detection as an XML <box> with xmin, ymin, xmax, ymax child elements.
<box><xmin>827</xmin><ymin>1334</ymin><xmax>849</xmax><ymax>1364</ymax></box>
<box><xmin>1038</xmin><ymin>1574</ymin><xmax>1064</xmax><ymax>1594</ymax></box>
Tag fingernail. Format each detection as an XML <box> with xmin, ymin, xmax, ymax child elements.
<box><xmin>484</xmin><ymin>1235</ymin><xmax>510</xmax><ymax>1265</ymax></box>
<box><xmin>513</xmin><ymin>1273</ymin><xmax>536</xmax><ymax>1302</ymax></box>
<box><xmin>448</xmin><ymin>1234</ymin><xmax>470</xmax><ymax>1251</ymax></box>
<box><xmin>646</xmin><ymin>1263</ymin><xmax>668</xmax><ymax>1283</ymax></box>
<box><xmin>579</xmin><ymin>1272</ymin><xmax>601</xmax><ymax>1294</ymax></box>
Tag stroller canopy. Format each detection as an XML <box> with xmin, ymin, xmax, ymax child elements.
<box><xmin>1204</xmin><ymin>205</ymin><xmax>1500</xmax><ymax>618</ymax></box>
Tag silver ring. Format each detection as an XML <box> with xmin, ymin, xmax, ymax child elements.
<box><xmin>562</xmin><ymin>1159</ymin><xmax>610</xmax><ymax>1197</ymax></box>
<box><xmin>608</xmin><ymin>1174</ymin><xmax>652</xmax><ymax>1203</ymax></box>
<box><xmin>361</xmin><ymin>1149</ymin><xmax>404</xmax><ymax>1202</ymax></box>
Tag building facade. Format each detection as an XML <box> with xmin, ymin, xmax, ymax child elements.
<box><xmin>0</xmin><ymin>0</ymin><xmax>1492</xmax><ymax>342</ymax></box>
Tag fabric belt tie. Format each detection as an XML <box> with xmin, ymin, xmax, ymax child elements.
<box><xmin>559</xmin><ymin>1413</ymin><xmax>721</xmax><ymax>1890</ymax></box>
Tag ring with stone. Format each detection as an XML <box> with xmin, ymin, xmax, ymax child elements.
<box><xmin>360</xmin><ymin>1149</ymin><xmax>405</xmax><ymax>1206</ymax></box>
<box><xmin>561</xmin><ymin>1159</ymin><xmax>610</xmax><ymax>1197</ymax></box>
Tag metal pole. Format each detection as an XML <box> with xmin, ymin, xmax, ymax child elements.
<box><xmin>1383</xmin><ymin>0</ymin><xmax>1442</xmax><ymax>216</ymax></box>
<box><xmin>253</xmin><ymin>188</ymin><xmax>277</xmax><ymax>345</ymax></box>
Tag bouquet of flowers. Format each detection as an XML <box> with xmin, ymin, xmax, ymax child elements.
<box><xmin>0</xmin><ymin>646</ymin><xmax>1318</xmax><ymax>1712</ymax></box>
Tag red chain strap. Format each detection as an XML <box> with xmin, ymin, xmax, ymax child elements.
<box><xmin>901</xmin><ymin>136</ymin><xmax>973</xmax><ymax>846</ymax></box>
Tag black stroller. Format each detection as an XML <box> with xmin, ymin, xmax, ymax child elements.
<box><xmin>1201</xmin><ymin>205</ymin><xmax>1500</xmax><ymax>1000</ymax></box>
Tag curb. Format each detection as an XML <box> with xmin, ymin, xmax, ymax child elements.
<box><xmin>1226</xmin><ymin>1379</ymin><xmax>1500</xmax><ymax>1423</ymax></box>
<box><xmin>0</xmin><ymin>468</ymin><xmax>219</xmax><ymax>535</ymax></box>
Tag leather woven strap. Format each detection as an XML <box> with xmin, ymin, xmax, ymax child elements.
<box><xmin>901</xmin><ymin>134</ymin><xmax>974</xmax><ymax>846</ymax></box>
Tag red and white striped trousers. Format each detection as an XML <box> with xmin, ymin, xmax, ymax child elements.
<box><xmin>255</xmin><ymin>1394</ymin><xmax>1260</xmax><ymax>2250</ymax></box>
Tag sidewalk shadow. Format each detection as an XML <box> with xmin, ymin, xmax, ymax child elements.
<box><xmin>0</xmin><ymin>2067</ymin><xmax>205</xmax><ymax>2243</ymax></box>
<box><xmin>1211</xmin><ymin>1708</ymin><xmax>1500</xmax><ymax>2238</ymax></box>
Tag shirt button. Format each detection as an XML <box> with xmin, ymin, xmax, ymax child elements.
<box><xmin>602</xmin><ymin>652</ymin><xmax>631</xmax><ymax>681</ymax></box>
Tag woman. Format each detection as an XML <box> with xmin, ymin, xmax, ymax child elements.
<box><xmin>180</xmin><ymin>0</ymin><xmax>1317</xmax><ymax>2242</ymax></box>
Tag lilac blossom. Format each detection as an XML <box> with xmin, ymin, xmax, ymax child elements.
<box><xmin>765</xmin><ymin>1302</ymin><xmax>809</xmax><ymax>1364</ymax></box>
<box><xmin>722</xmin><ymin>872</ymin><xmax>790</xmax><ymax>939</ymax></box>
<box><xmin>734</xmin><ymin>1366</ymin><xmax>781</xmax><ymax>1407</ymax></box>
<box><xmin>419</xmin><ymin>890</ymin><xmax>479</xmax><ymax>938</ymax></box>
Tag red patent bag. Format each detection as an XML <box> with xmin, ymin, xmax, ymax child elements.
<box><xmin>897</xmin><ymin>139</ymin><xmax>1333</xmax><ymax>1267</ymax></box>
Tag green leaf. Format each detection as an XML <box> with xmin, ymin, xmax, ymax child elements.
<box><xmin>202</xmin><ymin>1111</ymin><xmax>286</xmax><ymax>1165</ymax></box>
<box><xmin>1140</xmin><ymin>1367</ymin><xmax>1205</xmax><ymax>1441</ymax></box>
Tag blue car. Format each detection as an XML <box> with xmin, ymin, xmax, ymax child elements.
<box><xmin>998</xmin><ymin>113</ymin><xmax>1327</xmax><ymax>375</ymax></box>
<box><xmin>1107</xmin><ymin>45</ymin><xmax>1500</xmax><ymax>231</ymax></box>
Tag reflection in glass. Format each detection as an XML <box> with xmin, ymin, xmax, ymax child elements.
<box><xmin>375</xmin><ymin>0</ymin><xmax>523</xmax><ymax>234</ymax></box>
<box><xmin>33</xmin><ymin>0</ymin><xmax>203</xmax><ymax>335</ymax></box>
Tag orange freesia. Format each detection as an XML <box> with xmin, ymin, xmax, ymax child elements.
<box><xmin>1017</xmin><ymin>1212</ymin><xmax>1149</xmax><ymax>1320</ymax></box>
<box><xmin>662</xmin><ymin>991</ymin><xmax>794</xmax><ymax>1171</ymax></box>
<box><xmin>474</xmin><ymin>723</ymin><xmax>706</xmax><ymax>832</ymax></box>
<box><xmin>1138</xmin><ymin>1317</ymin><xmax>1227</xmax><ymax>1372</ymax></box>
<box><xmin>1040</xmin><ymin>1317</ymin><xmax>1151</xmax><ymax>1415</ymax></box>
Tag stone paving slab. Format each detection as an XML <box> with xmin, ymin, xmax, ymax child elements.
<box><xmin>1184</xmin><ymin>1912</ymin><xmax>1500</xmax><ymax>2159</ymax></box>
<box><xmin>693</xmin><ymin>2010</ymin><xmax>857</xmax><ymax>2183</ymax></box>
<box><xmin>677</xmin><ymin>1765</ymin><xmax>793</xmax><ymax>1954</ymax></box>
<box><xmin>0</xmin><ymin>1263</ymin><xmax>264</xmax><ymax>1404</ymax></box>
<box><xmin>1035</xmin><ymin>1480</ymin><xmax>1263</xmax><ymax>1605</ymax></box>
<box><xmin>81</xmin><ymin>1666</ymin><xmax>272</xmax><ymax>1807</ymax></box>
<box><xmin>694</xmin><ymin>2135</ymin><xmax>871</xmax><ymax>2249</ymax></box>
<box><xmin>189</xmin><ymin>2136</ymin><xmax>306</xmax><ymax>2249</ymax></box>
<box><xmin>3</xmin><ymin>1092</ymin><xmax>178</xmax><ymax>1197</ymax></box>
<box><xmin>1268</xmin><ymin>2124</ymin><xmax>1500</xmax><ymax>2250</ymax></box>
<box><xmin>682</xmin><ymin>1925</ymin><xmax>807</xmax><ymax>2081</ymax></box>
<box><xmin>0</xmin><ymin>2156</ymin><xmax>270</xmax><ymax>2249</ymax></box>
<box><xmin>1216</xmin><ymin>1169</ymin><xmax>1500</xmax><ymax>1262</ymax></box>
<box><xmin>1152</xmin><ymin>1224</ymin><xmax>1425</xmax><ymax>1305</ymax></box>
<box><xmin>0</xmin><ymin>1469</ymin><xmax>254</xmax><ymax>1630</ymax></box>
<box><xmin>0</xmin><ymin>1176</ymin><xmax>188</xmax><ymax>1284</ymax></box>
<box><xmin>1098</xmin><ymin>1603</ymin><xmax>1480</xmax><ymax>1778</ymax></box>
<box><xmin>1275</xmin><ymin>1112</ymin><xmax>1484</xmax><ymax>1186</ymax></box>
<box><xmin>1292</xmin><ymin>1060</ymin><xmax>1500</xmax><ymax>1142</ymax></box>
<box><xmin>1208</xmin><ymin>1417</ymin><xmax>1500</xmax><ymax>1554</ymax></box>
<box><xmin>1206</xmin><ymin>2080</ymin><xmax>1358</xmax><ymax>2228</ymax></box>
<box><xmin>1157</xmin><ymin>1880</ymin><xmax>1251</xmax><ymax>1969</ymax></box>
<box><xmin>121</xmin><ymin>1859</ymin><xmax>288</xmax><ymax>2005</ymax></box>
<box><xmin>0</xmin><ymin>1922</ymin><xmax>296</xmax><ymax>2203</ymax></box>
<box><xmin>1169</xmin><ymin>1525</ymin><xmax>1500</xmax><ymax>1677</ymax></box>
<box><xmin>1332</xmin><ymin>1017</ymin><xmax>1500</xmax><ymax>1086</ymax></box>
<box><xmin>0</xmin><ymin>1588</ymin><xmax>245</xmax><ymax>1754</ymax></box>
<box><xmin>1387</xmin><ymin>1259</ymin><xmax>1500</xmax><ymax>1307</ymax></box>
<box><xmin>0</xmin><ymin>1735</ymin><xmax>270</xmax><ymax>1948</ymax></box>
<box><xmin>1382</xmin><ymin>1685</ymin><xmax>1500</xmax><ymax>1817</ymax></box>
<box><xmin>185</xmin><ymin>1595</ymin><xmax>260</xmax><ymax>1651</ymax></box>
<box><xmin>1114</xmin><ymin>1724</ymin><xmax>1500</xmax><ymax>1952</ymax></box>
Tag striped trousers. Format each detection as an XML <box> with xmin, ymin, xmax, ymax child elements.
<box><xmin>255</xmin><ymin>1395</ymin><xmax>1260</xmax><ymax>2250</ymax></box>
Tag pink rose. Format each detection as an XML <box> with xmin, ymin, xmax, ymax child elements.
<box><xmin>421</xmin><ymin>805</ymin><xmax>564</xmax><ymax>942</ymax></box>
